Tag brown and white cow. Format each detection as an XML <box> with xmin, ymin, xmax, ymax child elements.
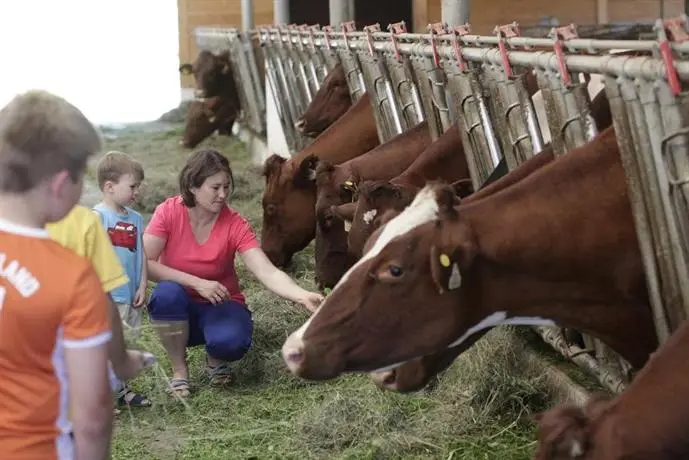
<box><xmin>179</xmin><ymin>51</ymin><xmax>241</xmax><ymax>148</ymax></box>
<box><xmin>313</xmin><ymin>121</ymin><xmax>432</xmax><ymax>289</ymax></box>
<box><xmin>281</xmin><ymin>125</ymin><xmax>658</xmax><ymax>382</ymax></box>
<box><xmin>534</xmin><ymin>318</ymin><xmax>689</xmax><ymax>459</ymax></box>
<box><xmin>338</xmin><ymin>123</ymin><xmax>470</xmax><ymax>258</ymax></box>
<box><xmin>295</xmin><ymin>64</ymin><xmax>352</xmax><ymax>138</ymax></box>
<box><xmin>261</xmin><ymin>93</ymin><xmax>380</xmax><ymax>267</ymax></box>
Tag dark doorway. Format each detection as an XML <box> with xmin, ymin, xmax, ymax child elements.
<box><xmin>289</xmin><ymin>0</ymin><xmax>330</xmax><ymax>26</ymax></box>
<box><xmin>355</xmin><ymin>0</ymin><xmax>412</xmax><ymax>30</ymax></box>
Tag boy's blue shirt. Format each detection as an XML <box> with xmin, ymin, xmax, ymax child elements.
<box><xmin>92</xmin><ymin>203</ymin><xmax>144</xmax><ymax>304</ymax></box>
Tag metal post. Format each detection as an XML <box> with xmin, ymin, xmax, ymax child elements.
<box><xmin>330</xmin><ymin>0</ymin><xmax>352</xmax><ymax>26</ymax></box>
<box><xmin>274</xmin><ymin>0</ymin><xmax>289</xmax><ymax>25</ymax></box>
<box><xmin>442</xmin><ymin>0</ymin><xmax>470</xmax><ymax>28</ymax></box>
<box><xmin>242</xmin><ymin>0</ymin><xmax>254</xmax><ymax>31</ymax></box>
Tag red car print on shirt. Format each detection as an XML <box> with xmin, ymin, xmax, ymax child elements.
<box><xmin>108</xmin><ymin>221</ymin><xmax>137</xmax><ymax>252</ymax></box>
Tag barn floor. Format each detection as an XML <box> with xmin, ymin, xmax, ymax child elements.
<box><xmin>96</xmin><ymin>121</ymin><xmax>591</xmax><ymax>459</ymax></box>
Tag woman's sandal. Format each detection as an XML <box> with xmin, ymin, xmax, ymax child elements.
<box><xmin>166</xmin><ymin>378</ymin><xmax>191</xmax><ymax>398</ymax></box>
<box><xmin>205</xmin><ymin>362</ymin><xmax>233</xmax><ymax>387</ymax></box>
<box><xmin>117</xmin><ymin>386</ymin><xmax>152</xmax><ymax>407</ymax></box>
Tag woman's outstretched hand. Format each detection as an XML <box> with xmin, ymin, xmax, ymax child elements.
<box><xmin>297</xmin><ymin>290</ymin><xmax>325</xmax><ymax>313</ymax></box>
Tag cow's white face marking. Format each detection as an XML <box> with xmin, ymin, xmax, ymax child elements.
<box><xmin>286</xmin><ymin>186</ymin><xmax>441</xmax><ymax>345</ymax></box>
<box><xmin>344</xmin><ymin>220</ymin><xmax>352</xmax><ymax>232</ymax></box>
<box><xmin>362</xmin><ymin>209</ymin><xmax>377</xmax><ymax>225</ymax></box>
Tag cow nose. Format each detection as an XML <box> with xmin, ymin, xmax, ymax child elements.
<box><xmin>281</xmin><ymin>333</ymin><xmax>305</xmax><ymax>374</ymax></box>
<box><xmin>371</xmin><ymin>369</ymin><xmax>398</xmax><ymax>390</ymax></box>
<box><xmin>294</xmin><ymin>118</ymin><xmax>306</xmax><ymax>132</ymax></box>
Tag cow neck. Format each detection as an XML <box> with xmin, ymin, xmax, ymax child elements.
<box><xmin>453</xmin><ymin>128</ymin><xmax>656</xmax><ymax>367</ymax></box>
<box><xmin>347</xmin><ymin>121</ymin><xmax>430</xmax><ymax>182</ymax></box>
<box><xmin>294</xmin><ymin>93</ymin><xmax>380</xmax><ymax>166</ymax></box>
<box><xmin>394</xmin><ymin>122</ymin><xmax>468</xmax><ymax>187</ymax></box>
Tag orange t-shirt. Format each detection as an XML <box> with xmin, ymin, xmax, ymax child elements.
<box><xmin>0</xmin><ymin>218</ymin><xmax>112</xmax><ymax>459</ymax></box>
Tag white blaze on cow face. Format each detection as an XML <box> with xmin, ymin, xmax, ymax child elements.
<box><xmin>282</xmin><ymin>186</ymin><xmax>442</xmax><ymax>356</ymax></box>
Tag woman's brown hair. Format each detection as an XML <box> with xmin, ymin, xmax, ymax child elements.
<box><xmin>179</xmin><ymin>148</ymin><xmax>235</xmax><ymax>207</ymax></box>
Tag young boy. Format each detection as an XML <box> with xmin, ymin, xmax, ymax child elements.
<box><xmin>92</xmin><ymin>151</ymin><xmax>151</xmax><ymax>407</ymax></box>
<box><xmin>0</xmin><ymin>90</ymin><xmax>113</xmax><ymax>459</ymax></box>
<box><xmin>46</xmin><ymin>205</ymin><xmax>155</xmax><ymax>409</ymax></box>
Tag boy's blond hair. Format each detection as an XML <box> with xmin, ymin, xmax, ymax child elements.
<box><xmin>0</xmin><ymin>90</ymin><xmax>102</xmax><ymax>193</ymax></box>
<box><xmin>96</xmin><ymin>151</ymin><xmax>145</xmax><ymax>190</ymax></box>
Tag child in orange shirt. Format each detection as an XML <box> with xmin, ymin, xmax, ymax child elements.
<box><xmin>0</xmin><ymin>90</ymin><xmax>113</xmax><ymax>460</ymax></box>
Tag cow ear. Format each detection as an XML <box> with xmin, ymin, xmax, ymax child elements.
<box><xmin>294</xmin><ymin>154</ymin><xmax>319</xmax><ymax>187</ymax></box>
<box><xmin>451</xmin><ymin>178</ymin><xmax>474</xmax><ymax>199</ymax></box>
<box><xmin>179</xmin><ymin>63</ymin><xmax>193</xmax><ymax>75</ymax></box>
<box><xmin>429</xmin><ymin>222</ymin><xmax>475</xmax><ymax>294</ymax></box>
<box><xmin>263</xmin><ymin>154</ymin><xmax>287</xmax><ymax>178</ymax></box>
<box><xmin>435</xmin><ymin>184</ymin><xmax>460</xmax><ymax>219</ymax></box>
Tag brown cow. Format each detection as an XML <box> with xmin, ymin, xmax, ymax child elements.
<box><xmin>340</xmin><ymin>123</ymin><xmax>469</xmax><ymax>258</ymax></box>
<box><xmin>181</xmin><ymin>96</ymin><xmax>238</xmax><ymax>149</ymax></box>
<box><xmin>280</xmin><ymin>125</ymin><xmax>657</xmax><ymax>382</ymax></box>
<box><xmin>534</xmin><ymin>318</ymin><xmax>689</xmax><ymax>459</ymax></box>
<box><xmin>261</xmin><ymin>93</ymin><xmax>380</xmax><ymax>267</ymax></box>
<box><xmin>295</xmin><ymin>64</ymin><xmax>352</xmax><ymax>138</ymax></box>
<box><xmin>314</xmin><ymin>121</ymin><xmax>432</xmax><ymax>288</ymax></box>
<box><xmin>179</xmin><ymin>51</ymin><xmax>241</xmax><ymax>148</ymax></box>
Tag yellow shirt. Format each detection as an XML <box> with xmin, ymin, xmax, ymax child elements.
<box><xmin>46</xmin><ymin>205</ymin><xmax>129</xmax><ymax>293</ymax></box>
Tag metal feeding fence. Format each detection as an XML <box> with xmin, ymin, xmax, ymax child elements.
<box><xmin>194</xmin><ymin>15</ymin><xmax>689</xmax><ymax>394</ymax></box>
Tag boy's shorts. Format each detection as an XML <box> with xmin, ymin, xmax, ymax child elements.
<box><xmin>116</xmin><ymin>302</ymin><xmax>143</xmax><ymax>341</ymax></box>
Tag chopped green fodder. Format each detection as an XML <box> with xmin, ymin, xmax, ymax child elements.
<box><xmin>95</xmin><ymin>122</ymin><xmax>562</xmax><ymax>459</ymax></box>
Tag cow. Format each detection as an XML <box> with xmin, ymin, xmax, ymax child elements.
<box><xmin>261</xmin><ymin>92</ymin><xmax>380</xmax><ymax>267</ymax></box>
<box><xmin>179</xmin><ymin>50</ymin><xmax>238</xmax><ymax>100</ymax></box>
<box><xmin>313</xmin><ymin>121</ymin><xmax>432</xmax><ymax>289</ymax></box>
<box><xmin>295</xmin><ymin>64</ymin><xmax>352</xmax><ymax>138</ymax></box>
<box><xmin>534</xmin><ymin>318</ymin><xmax>689</xmax><ymax>459</ymax></box>
<box><xmin>181</xmin><ymin>96</ymin><xmax>238</xmax><ymax>149</ymax></box>
<box><xmin>337</xmin><ymin>123</ymin><xmax>469</xmax><ymax>258</ymax></box>
<box><xmin>179</xmin><ymin>50</ymin><xmax>241</xmax><ymax>148</ymax></box>
<box><xmin>280</xmin><ymin>125</ymin><xmax>658</xmax><ymax>384</ymax></box>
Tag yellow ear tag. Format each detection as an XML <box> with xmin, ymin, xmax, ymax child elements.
<box><xmin>343</xmin><ymin>180</ymin><xmax>353</xmax><ymax>189</ymax></box>
<box><xmin>439</xmin><ymin>253</ymin><xmax>451</xmax><ymax>267</ymax></box>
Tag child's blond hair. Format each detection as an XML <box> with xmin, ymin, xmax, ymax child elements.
<box><xmin>96</xmin><ymin>151</ymin><xmax>145</xmax><ymax>190</ymax></box>
<box><xmin>0</xmin><ymin>90</ymin><xmax>102</xmax><ymax>193</ymax></box>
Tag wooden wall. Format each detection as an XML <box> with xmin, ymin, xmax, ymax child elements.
<box><xmin>412</xmin><ymin>0</ymin><xmax>684</xmax><ymax>33</ymax></box>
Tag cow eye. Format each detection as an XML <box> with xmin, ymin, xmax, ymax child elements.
<box><xmin>388</xmin><ymin>265</ymin><xmax>403</xmax><ymax>277</ymax></box>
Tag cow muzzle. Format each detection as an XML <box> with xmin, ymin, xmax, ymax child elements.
<box><xmin>370</xmin><ymin>369</ymin><xmax>399</xmax><ymax>390</ymax></box>
<box><xmin>294</xmin><ymin>118</ymin><xmax>306</xmax><ymax>132</ymax></box>
<box><xmin>281</xmin><ymin>331</ymin><xmax>343</xmax><ymax>380</ymax></box>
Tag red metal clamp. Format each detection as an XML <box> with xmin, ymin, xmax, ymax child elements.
<box><xmin>493</xmin><ymin>22</ymin><xmax>520</xmax><ymax>78</ymax></box>
<box><xmin>428</xmin><ymin>22</ymin><xmax>448</xmax><ymax>68</ymax></box>
<box><xmin>388</xmin><ymin>21</ymin><xmax>407</xmax><ymax>62</ymax></box>
<box><xmin>548</xmin><ymin>23</ymin><xmax>579</xmax><ymax>87</ymax></box>
<box><xmin>451</xmin><ymin>24</ymin><xmax>472</xmax><ymax>72</ymax></box>
<box><xmin>655</xmin><ymin>14</ymin><xmax>689</xmax><ymax>96</ymax></box>
<box><xmin>364</xmin><ymin>23</ymin><xmax>381</xmax><ymax>56</ymax></box>
<box><xmin>341</xmin><ymin>20</ymin><xmax>357</xmax><ymax>50</ymax></box>
<box><xmin>322</xmin><ymin>25</ymin><xmax>333</xmax><ymax>50</ymax></box>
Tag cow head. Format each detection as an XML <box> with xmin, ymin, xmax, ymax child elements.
<box><xmin>313</xmin><ymin>161</ymin><xmax>358</xmax><ymax>289</ymax></box>
<box><xmin>261</xmin><ymin>154</ymin><xmax>319</xmax><ymax>267</ymax></box>
<box><xmin>181</xmin><ymin>96</ymin><xmax>237</xmax><ymax>148</ymax></box>
<box><xmin>533</xmin><ymin>393</ymin><xmax>612</xmax><ymax>459</ymax></box>
<box><xmin>295</xmin><ymin>64</ymin><xmax>352</xmax><ymax>137</ymax></box>
<box><xmin>180</xmin><ymin>50</ymin><xmax>235</xmax><ymax>99</ymax></box>
<box><xmin>344</xmin><ymin>180</ymin><xmax>418</xmax><ymax>258</ymax></box>
<box><xmin>281</xmin><ymin>183</ymin><xmax>487</xmax><ymax>380</ymax></box>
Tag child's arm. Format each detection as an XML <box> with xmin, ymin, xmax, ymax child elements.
<box><xmin>133</xmin><ymin>234</ymin><xmax>148</xmax><ymax>308</ymax></box>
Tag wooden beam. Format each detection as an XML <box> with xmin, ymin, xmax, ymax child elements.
<box><xmin>413</xmin><ymin>0</ymin><xmax>428</xmax><ymax>33</ymax></box>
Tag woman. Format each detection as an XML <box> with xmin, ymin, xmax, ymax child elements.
<box><xmin>143</xmin><ymin>149</ymin><xmax>323</xmax><ymax>397</ymax></box>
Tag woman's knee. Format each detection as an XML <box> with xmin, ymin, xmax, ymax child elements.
<box><xmin>203</xmin><ymin>304</ymin><xmax>253</xmax><ymax>362</ymax></box>
<box><xmin>148</xmin><ymin>281</ymin><xmax>191</xmax><ymax>321</ymax></box>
